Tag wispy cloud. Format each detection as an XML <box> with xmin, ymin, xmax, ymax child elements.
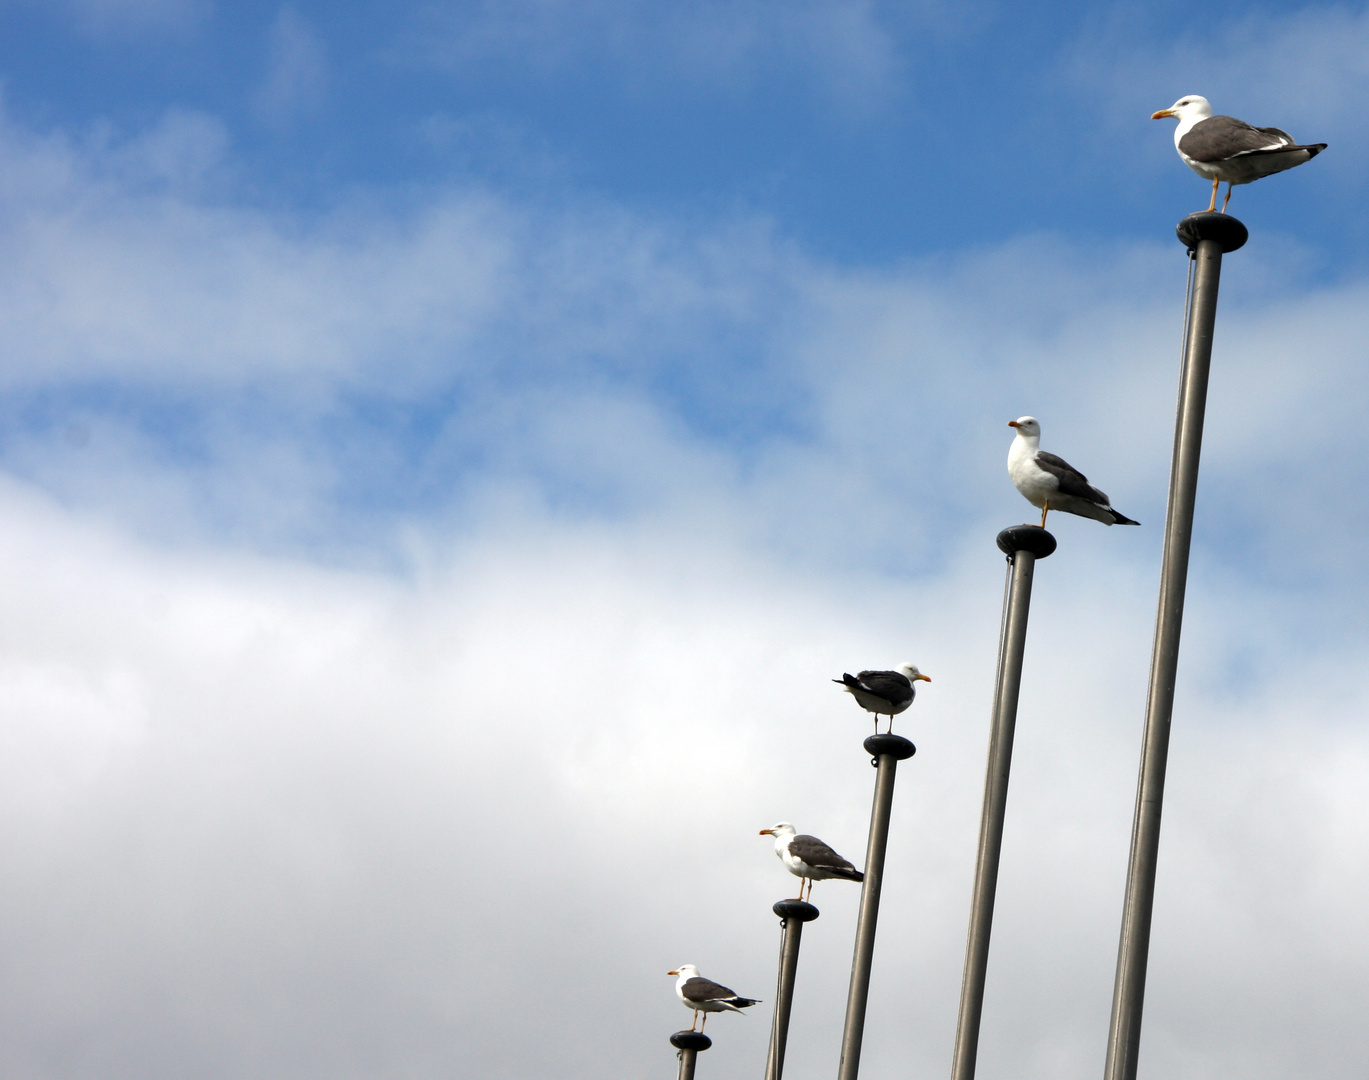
<box><xmin>1</xmin><ymin>81</ymin><xmax>1368</xmax><ymax>1079</ymax></box>
<box><xmin>6</xmin><ymin>0</ymin><xmax>211</xmax><ymax>37</ymax></box>
<box><xmin>394</xmin><ymin>0</ymin><xmax>927</xmax><ymax>112</ymax></box>
<box><xmin>253</xmin><ymin>6</ymin><xmax>329</xmax><ymax>125</ymax></box>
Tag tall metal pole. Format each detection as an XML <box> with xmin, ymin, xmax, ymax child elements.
<box><xmin>950</xmin><ymin>525</ymin><xmax>1057</xmax><ymax>1080</ymax></box>
<box><xmin>670</xmin><ymin>1030</ymin><xmax>711</xmax><ymax>1080</ymax></box>
<box><xmin>836</xmin><ymin>733</ymin><xmax>915</xmax><ymax>1080</ymax></box>
<box><xmin>764</xmin><ymin>899</ymin><xmax>820</xmax><ymax>1080</ymax></box>
<box><xmin>1103</xmin><ymin>211</ymin><xmax>1247</xmax><ymax>1080</ymax></box>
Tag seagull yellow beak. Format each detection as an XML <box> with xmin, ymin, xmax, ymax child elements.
<box><xmin>1151</xmin><ymin>109</ymin><xmax>1176</xmax><ymax>119</ymax></box>
<box><xmin>759</xmin><ymin>828</ymin><xmax>774</xmax><ymax>835</ymax></box>
<box><xmin>915</xmin><ymin>674</ymin><xmax>931</xmax><ymax>682</ymax></box>
<box><xmin>668</xmin><ymin>969</ymin><xmax>680</xmax><ymax>976</ymax></box>
<box><xmin>1008</xmin><ymin>420</ymin><xmax>1020</xmax><ymax>428</ymax></box>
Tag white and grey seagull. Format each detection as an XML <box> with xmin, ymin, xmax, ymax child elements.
<box><xmin>759</xmin><ymin>822</ymin><xmax>864</xmax><ymax>902</ymax></box>
<box><xmin>1008</xmin><ymin>417</ymin><xmax>1138</xmax><ymax>528</ymax></box>
<box><xmin>667</xmin><ymin>965</ymin><xmax>760</xmax><ymax>1032</ymax></box>
<box><xmin>833</xmin><ymin>663</ymin><xmax>929</xmax><ymax>733</ymax></box>
<box><xmin>1152</xmin><ymin>95</ymin><xmax>1326</xmax><ymax>213</ymax></box>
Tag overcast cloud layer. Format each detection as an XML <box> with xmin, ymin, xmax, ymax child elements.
<box><xmin>1</xmin><ymin>3</ymin><xmax>1368</xmax><ymax>1080</ymax></box>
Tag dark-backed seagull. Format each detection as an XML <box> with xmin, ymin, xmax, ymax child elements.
<box><xmin>833</xmin><ymin>663</ymin><xmax>929</xmax><ymax>733</ymax></box>
<box><xmin>1008</xmin><ymin>417</ymin><xmax>1138</xmax><ymax>528</ymax></box>
<box><xmin>760</xmin><ymin>822</ymin><xmax>863</xmax><ymax>902</ymax></box>
<box><xmin>667</xmin><ymin>965</ymin><xmax>760</xmax><ymax>1031</ymax></box>
<box><xmin>1152</xmin><ymin>95</ymin><xmax>1326</xmax><ymax>213</ymax></box>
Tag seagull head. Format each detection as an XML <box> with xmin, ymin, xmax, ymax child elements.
<box><xmin>668</xmin><ymin>965</ymin><xmax>698</xmax><ymax>978</ymax></box>
<box><xmin>1151</xmin><ymin>95</ymin><xmax>1213</xmax><ymax>122</ymax></box>
<box><xmin>759</xmin><ymin>822</ymin><xmax>796</xmax><ymax>838</ymax></box>
<box><xmin>1008</xmin><ymin>416</ymin><xmax>1040</xmax><ymax>440</ymax></box>
<box><xmin>896</xmin><ymin>662</ymin><xmax>930</xmax><ymax>683</ymax></box>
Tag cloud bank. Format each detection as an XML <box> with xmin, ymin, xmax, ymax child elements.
<box><xmin>2</xmin><ymin>10</ymin><xmax>1369</xmax><ymax>1076</ymax></box>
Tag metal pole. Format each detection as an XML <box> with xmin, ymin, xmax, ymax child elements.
<box><xmin>836</xmin><ymin>733</ymin><xmax>915</xmax><ymax>1080</ymax></box>
<box><xmin>670</xmin><ymin>1030</ymin><xmax>711</xmax><ymax>1080</ymax></box>
<box><xmin>1103</xmin><ymin>211</ymin><xmax>1247</xmax><ymax>1080</ymax></box>
<box><xmin>765</xmin><ymin>899</ymin><xmax>820</xmax><ymax>1080</ymax></box>
<box><xmin>950</xmin><ymin>526</ymin><xmax>1057</xmax><ymax>1080</ymax></box>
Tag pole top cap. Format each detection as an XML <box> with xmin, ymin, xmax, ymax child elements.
<box><xmin>863</xmin><ymin>733</ymin><xmax>916</xmax><ymax>760</ymax></box>
<box><xmin>773</xmin><ymin>899</ymin><xmax>821</xmax><ymax>922</ymax></box>
<box><xmin>671</xmin><ymin>1031</ymin><xmax>713</xmax><ymax>1051</ymax></box>
<box><xmin>996</xmin><ymin>525</ymin><xmax>1057</xmax><ymax>558</ymax></box>
<box><xmin>1176</xmin><ymin>211</ymin><xmax>1248</xmax><ymax>253</ymax></box>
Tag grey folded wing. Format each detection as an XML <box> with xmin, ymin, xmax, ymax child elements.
<box><xmin>1180</xmin><ymin>115</ymin><xmax>1296</xmax><ymax>162</ymax></box>
<box><xmin>852</xmin><ymin>670</ymin><xmax>914</xmax><ymax>705</ymax></box>
<box><xmin>682</xmin><ymin>976</ymin><xmax>742</xmax><ymax>1004</ymax></box>
<box><xmin>1034</xmin><ymin>451</ymin><xmax>1109</xmax><ymax>504</ymax></box>
<box><xmin>790</xmin><ymin>834</ymin><xmax>862</xmax><ymax>878</ymax></box>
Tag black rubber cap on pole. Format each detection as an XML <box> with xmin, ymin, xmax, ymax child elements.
<box><xmin>863</xmin><ymin>733</ymin><xmax>916</xmax><ymax>760</ymax></box>
<box><xmin>671</xmin><ymin>1031</ymin><xmax>713</xmax><ymax>1051</ymax></box>
<box><xmin>996</xmin><ymin>526</ymin><xmax>1057</xmax><ymax>558</ymax></box>
<box><xmin>1176</xmin><ymin>212</ymin><xmax>1248</xmax><ymax>253</ymax></box>
<box><xmin>773</xmin><ymin>899</ymin><xmax>821</xmax><ymax>922</ymax></box>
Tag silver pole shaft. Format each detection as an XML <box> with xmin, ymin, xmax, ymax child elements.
<box><xmin>836</xmin><ymin>747</ymin><xmax>905</xmax><ymax>1080</ymax></box>
<box><xmin>951</xmin><ymin>546</ymin><xmax>1040</xmax><ymax>1080</ymax></box>
<box><xmin>1103</xmin><ymin>229</ymin><xmax>1230</xmax><ymax>1080</ymax></box>
<box><xmin>764</xmin><ymin>916</ymin><xmax>807</xmax><ymax>1080</ymax></box>
<box><xmin>676</xmin><ymin>1047</ymin><xmax>698</xmax><ymax>1080</ymax></box>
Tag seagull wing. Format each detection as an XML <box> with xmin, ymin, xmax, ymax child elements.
<box><xmin>681</xmin><ymin>976</ymin><xmax>739</xmax><ymax>1003</ymax></box>
<box><xmin>682</xmin><ymin>976</ymin><xmax>758</xmax><ymax>1009</ymax></box>
<box><xmin>1034</xmin><ymin>452</ymin><xmax>1109</xmax><ymax>504</ymax></box>
<box><xmin>853</xmin><ymin>670</ymin><xmax>913</xmax><ymax>702</ymax></box>
<box><xmin>789</xmin><ymin>834</ymin><xmax>863</xmax><ymax>879</ymax></box>
<box><xmin>1179</xmin><ymin>115</ymin><xmax>1295</xmax><ymax>161</ymax></box>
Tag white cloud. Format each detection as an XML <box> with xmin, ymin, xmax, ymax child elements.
<box><xmin>392</xmin><ymin>0</ymin><xmax>927</xmax><ymax>112</ymax></box>
<box><xmin>253</xmin><ymin>6</ymin><xmax>329</xmax><ymax>125</ymax></box>
<box><xmin>5</xmin><ymin>0</ymin><xmax>211</xmax><ymax>36</ymax></box>
<box><xmin>1</xmin><ymin>99</ymin><xmax>1368</xmax><ymax>1079</ymax></box>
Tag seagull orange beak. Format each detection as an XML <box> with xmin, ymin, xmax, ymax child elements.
<box><xmin>668</xmin><ymin>969</ymin><xmax>680</xmax><ymax>976</ymax></box>
<box><xmin>1008</xmin><ymin>420</ymin><xmax>1020</xmax><ymax>428</ymax></box>
<box><xmin>1151</xmin><ymin>109</ymin><xmax>1176</xmax><ymax>119</ymax></box>
<box><xmin>759</xmin><ymin>828</ymin><xmax>774</xmax><ymax>835</ymax></box>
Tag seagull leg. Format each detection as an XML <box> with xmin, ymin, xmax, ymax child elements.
<box><xmin>1207</xmin><ymin>179</ymin><xmax>1219</xmax><ymax>213</ymax></box>
<box><xmin>690</xmin><ymin>1010</ymin><xmax>699</xmax><ymax>1032</ymax></box>
<box><xmin>1221</xmin><ymin>183</ymin><xmax>1233</xmax><ymax>213</ymax></box>
<box><xmin>700</xmin><ymin>1012</ymin><xmax>708</xmax><ymax>1032</ymax></box>
<box><xmin>1040</xmin><ymin>503</ymin><xmax>1049</xmax><ymax>529</ymax></box>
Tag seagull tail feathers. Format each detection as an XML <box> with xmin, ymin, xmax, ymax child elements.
<box><xmin>1109</xmin><ymin>510</ymin><xmax>1140</xmax><ymax>526</ymax></box>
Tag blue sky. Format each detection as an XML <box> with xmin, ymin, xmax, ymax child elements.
<box><xmin>1</xmin><ymin>3</ymin><xmax>1368</xmax><ymax>1079</ymax></box>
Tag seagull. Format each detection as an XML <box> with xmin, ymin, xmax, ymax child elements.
<box><xmin>833</xmin><ymin>663</ymin><xmax>929</xmax><ymax>733</ymax></box>
<box><xmin>1008</xmin><ymin>417</ymin><xmax>1138</xmax><ymax>529</ymax></box>
<box><xmin>667</xmin><ymin>965</ymin><xmax>760</xmax><ymax>1032</ymax></box>
<box><xmin>759</xmin><ymin>822</ymin><xmax>864</xmax><ymax>902</ymax></box>
<box><xmin>1152</xmin><ymin>95</ymin><xmax>1326</xmax><ymax>213</ymax></box>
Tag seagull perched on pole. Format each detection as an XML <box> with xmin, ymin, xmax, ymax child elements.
<box><xmin>1151</xmin><ymin>95</ymin><xmax>1326</xmax><ymax>213</ymax></box>
<box><xmin>759</xmin><ymin>822</ymin><xmax>864</xmax><ymax>902</ymax></box>
<box><xmin>833</xmin><ymin>663</ymin><xmax>929</xmax><ymax>733</ymax></box>
<box><xmin>667</xmin><ymin>965</ymin><xmax>760</xmax><ymax>1031</ymax></box>
<box><xmin>1008</xmin><ymin>417</ymin><xmax>1138</xmax><ymax>529</ymax></box>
